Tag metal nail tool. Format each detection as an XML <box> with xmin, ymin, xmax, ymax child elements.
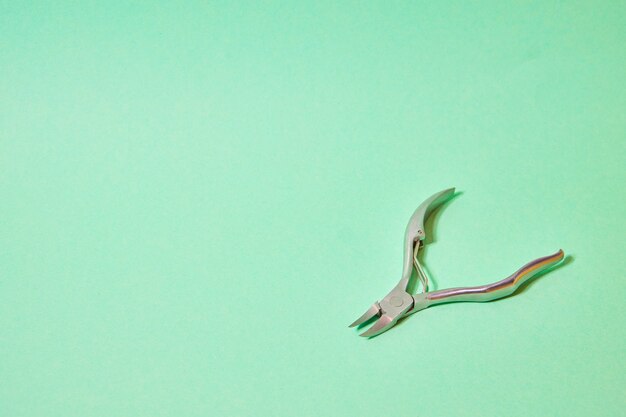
<box><xmin>350</xmin><ymin>188</ymin><xmax>565</xmax><ymax>337</ymax></box>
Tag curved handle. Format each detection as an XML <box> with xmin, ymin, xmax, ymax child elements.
<box><xmin>425</xmin><ymin>250</ymin><xmax>565</xmax><ymax>304</ymax></box>
<box><xmin>400</xmin><ymin>188</ymin><xmax>456</xmax><ymax>283</ymax></box>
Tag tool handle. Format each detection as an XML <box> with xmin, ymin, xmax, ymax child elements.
<box><xmin>425</xmin><ymin>250</ymin><xmax>564</xmax><ymax>305</ymax></box>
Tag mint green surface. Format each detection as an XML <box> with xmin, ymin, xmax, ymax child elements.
<box><xmin>2</xmin><ymin>2</ymin><xmax>625</xmax><ymax>416</ymax></box>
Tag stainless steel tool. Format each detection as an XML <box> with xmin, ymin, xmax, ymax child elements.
<box><xmin>350</xmin><ymin>188</ymin><xmax>564</xmax><ymax>337</ymax></box>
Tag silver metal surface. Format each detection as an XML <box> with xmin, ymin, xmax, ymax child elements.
<box><xmin>348</xmin><ymin>303</ymin><xmax>380</xmax><ymax>328</ymax></box>
<box><xmin>399</xmin><ymin>188</ymin><xmax>455</xmax><ymax>290</ymax></box>
<box><xmin>350</xmin><ymin>188</ymin><xmax>565</xmax><ymax>337</ymax></box>
<box><xmin>413</xmin><ymin>243</ymin><xmax>429</xmax><ymax>293</ymax></box>
<box><xmin>408</xmin><ymin>249</ymin><xmax>565</xmax><ymax>315</ymax></box>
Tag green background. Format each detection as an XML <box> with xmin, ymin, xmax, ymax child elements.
<box><xmin>1</xmin><ymin>2</ymin><xmax>625</xmax><ymax>416</ymax></box>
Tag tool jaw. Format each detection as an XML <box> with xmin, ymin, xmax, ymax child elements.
<box><xmin>355</xmin><ymin>289</ymin><xmax>414</xmax><ymax>337</ymax></box>
<box><xmin>378</xmin><ymin>290</ymin><xmax>414</xmax><ymax>319</ymax></box>
<box><xmin>349</xmin><ymin>288</ymin><xmax>415</xmax><ymax>337</ymax></box>
<box><xmin>348</xmin><ymin>302</ymin><xmax>381</xmax><ymax>328</ymax></box>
